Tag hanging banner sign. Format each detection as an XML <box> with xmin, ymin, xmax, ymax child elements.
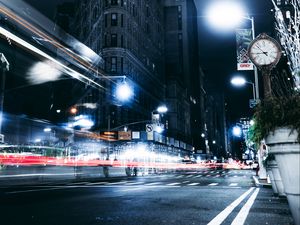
<box><xmin>236</xmin><ymin>29</ymin><xmax>254</xmax><ymax>70</ymax></box>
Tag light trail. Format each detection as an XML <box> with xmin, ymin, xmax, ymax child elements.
<box><xmin>0</xmin><ymin>26</ymin><xmax>104</xmax><ymax>89</ymax></box>
<box><xmin>0</xmin><ymin>4</ymin><xmax>118</xmax><ymax>87</ymax></box>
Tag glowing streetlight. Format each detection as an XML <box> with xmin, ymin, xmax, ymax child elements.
<box><xmin>206</xmin><ymin>0</ymin><xmax>245</xmax><ymax>31</ymax></box>
<box><xmin>115</xmin><ymin>81</ymin><xmax>133</xmax><ymax>102</ymax></box>
<box><xmin>232</xmin><ymin>126</ymin><xmax>242</xmax><ymax>137</ymax></box>
<box><xmin>206</xmin><ymin>1</ymin><xmax>260</xmax><ymax>100</ymax></box>
<box><xmin>157</xmin><ymin>105</ymin><xmax>168</xmax><ymax>113</ymax></box>
<box><xmin>231</xmin><ymin>76</ymin><xmax>256</xmax><ymax>100</ymax></box>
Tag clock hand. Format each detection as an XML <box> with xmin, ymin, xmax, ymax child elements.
<box><xmin>255</xmin><ymin>45</ymin><xmax>268</xmax><ymax>56</ymax></box>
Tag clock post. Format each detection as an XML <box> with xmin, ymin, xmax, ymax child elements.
<box><xmin>247</xmin><ymin>33</ymin><xmax>282</xmax><ymax>99</ymax></box>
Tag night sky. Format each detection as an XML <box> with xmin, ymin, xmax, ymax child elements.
<box><xmin>23</xmin><ymin>0</ymin><xmax>276</xmax><ymax>123</ymax></box>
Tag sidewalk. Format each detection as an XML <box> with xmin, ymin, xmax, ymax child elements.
<box><xmin>253</xmin><ymin>175</ymin><xmax>272</xmax><ymax>188</ymax></box>
<box><xmin>251</xmin><ymin>175</ymin><xmax>295</xmax><ymax>225</ymax></box>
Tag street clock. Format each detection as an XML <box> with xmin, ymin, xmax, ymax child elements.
<box><xmin>248</xmin><ymin>33</ymin><xmax>281</xmax><ymax>69</ymax></box>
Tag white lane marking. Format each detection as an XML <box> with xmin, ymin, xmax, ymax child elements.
<box><xmin>208</xmin><ymin>183</ymin><xmax>218</xmax><ymax>186</ymax></box>
<box><xmin>124</xmin><ymin>182</ymin><xmax>145</xmax><ymax>185</ymax></box>
<box><xmin>145</xmin><ymin>182</ymin><xmax>162</xmax><ymax>186</ymax></box>
<box><xmin>167</xmin><ymin>182</ymin><xmax>181</xmax><ymax>186</ymax></box>
<box><xmin>206</xmin><ymin>175</ymin><xmax>211</xmax><ymax>177</ymax></box>
<box><xmin>182</xmin><ymin>181</ymin><xmax>190</xmax><ymax>184</ymax></box>
<box><xmin>215</xmin><ymin>175</ymin><xmax>220</xmax><ymax>177</ymax></box>
<box><xmin>229</xmin><ymin>183</ymin><xmax>238</xmax><ymax>186</ymax></box>
<box><xmin>186</xmin><ymin>175</ymin><xmax>194</xmax><ymax>178</ymax></box>
<box><xmin>195</xmin><ymin>175</ymin><xmax>202</xmax><ymax>177</ymax></box>
<box><xmin>231</xmin><ymin>188</ymin><xmax>260</xmax><ymax>225</ymax></box>
<box><xmin>120</xmin><ymin>186</ymin><xmax>178</xmax><ymax>192</ymax></box>
<box><xmin>188</xmin><ymin>183</ymin><xmax>199</xmax><ymax>186</ymax></box>
<box><xmin>207</xmin><ymin>187</ymin><xmax>255</xmax><ymax>225</ymax></box>
<box><xmin>176</xmin><ymin>175</ymin><xmax>184</xmax><ymax>178</ymax></box>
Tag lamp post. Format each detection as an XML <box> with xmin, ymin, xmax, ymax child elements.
<box><xmin>103</xmin><ymin>75</ymin><xmax>133</xmax><ymax>160</ymax></box>
<box><xmin>247</xmin><ymin>16</ymin><xmax>260</xmax><ymax>101</ymax></box>
<box><xmin>206</xmin><ymin>2</ymin><xmax>260</xmax><ymax>101</ymax></box>
<box><xmin>231</xmin><ymin>76</ymin><xmax>256</xmax><ymax>103</ymax></box>
<box><xmin>152</xmin><ymin>105</ymin><xmax>168</xmax><ymax>133</ymax></box>
<box><xmin>0</xmin><ymin>53</ymin><xmax>9</xmax><ymax>137</ymax></box>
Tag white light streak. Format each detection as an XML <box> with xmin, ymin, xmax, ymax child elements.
<box><xmin>0</xmin><ymin>26</ymin><xmax>104</xmax><ymax>89</ymax></box>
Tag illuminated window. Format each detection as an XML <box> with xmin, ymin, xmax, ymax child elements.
<box><xmin>111</xmin><ymin>57</ymin><xmax>117</xmax><ymax>72</ymax></box>
<box><xmin>111</xmin><ymin>13</ymin><xmax>118</xmax><ymax>26</ymax></box>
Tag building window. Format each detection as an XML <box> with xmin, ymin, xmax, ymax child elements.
<box><xmin>111</xmin><ymin>34</ymin><xmax>117</xmax><ymax>46</ymax></box>
<box><xmin>121</xmin><ymin>14</ymin><xmax>124</xmax><ymax>27</ymax></box>
<box><xmin>111</xmin><ymin>0</ymin><xmax>118</xmax><ymax>5</ymax></box>
<box><xmin>111</xmin><ymin>13</ymin><xmax>118</xmax><ymax>26</ymax></box>
<box><xmin>111</xmin><ymin>57</ymin><xmax>117</xmax><ymax>72</ymax></box>
<box><xmin>121</xmin><ymin>57</ymin><xmax>124</xmax><ymax>73</ymax></box>
<box><xmin>146</xmin><ymin>23</ymin><xmax>150</xmax><ymax>34</ymax></box>
<box><xmin>105</xmin><ymin>14</ymin><xmax>108</xmax><ymax>27</ymax></box>
<box><xmin>121</xmin><ymin>35</ymin><xmax>124</xmax><ymax>47</ymax></box>
<box><xmin>178</xmin><ymin>6</ymin><xmax>182</xmax><ymax>30</ymax></box>
<box><xmin>104</xmin><ymin>34</ymin><xmax>108</xmax><ymax>47</ymax></box>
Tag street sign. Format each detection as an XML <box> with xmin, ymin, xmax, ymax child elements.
<box><xmin>249</xmin><ymin>99</ymin><xmax>260</xmax><ymax>108</ymax></box>
<box><xmin>118</xmin><ymin>131</ymin><xmax>132</xmax><ymax>140</ymax></box>
<box><xmin>146</xmin><ymin>124</ymin><xmax>153</xmax><ymax>132</ymax></box>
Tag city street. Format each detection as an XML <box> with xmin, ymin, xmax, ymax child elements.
<box><xmin>0</xmin><ymin>169</ymin><xmax>294</xmax><ymax>225</ymax></box>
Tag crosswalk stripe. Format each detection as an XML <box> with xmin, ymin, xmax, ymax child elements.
<box><xmin>195</xmin><ymin>175</ymin><xmax>202</xmax><ymax>177</ymax></box>
<box><xmin>188</xmin><ymin>183</ymin><xmax>199</xmax><ymax>186</ymax></box>
<box><xmin>208</xmin><ymin>183</ymin><xmax>218</xmax><ymax>186</ymax></box>
<box><xmin>167</xmin><ymin>182</ymin><xmax>181</xmax><ymax>186</ymax></box>
<box><xmin>145</xmin><ymin>182</ymin><xmax>162</xmax><ymax>186</ymax></box>
<box><xmin>186</xmin><ymin>175</ymin><xmax>194</xmax><ymax>178</ymax></box>
<box><xmin>125</xmin><ymin>182</ymin><xmax>145</xmax><ymax>185</ymax></box>
<box><xmin>229</xmin><ymin>183</ymin><xmax>238</xmax><ymax>186</ymax></box>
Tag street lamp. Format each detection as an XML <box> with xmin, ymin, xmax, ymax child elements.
<box><xmin>152</xmin><ymin>105</ymin><xmax>168</xmax><ymax>133</ymax></box>
<box><xmin>205</xmin><ymin>1</ymin><xmax>260</xmax><ymax>101</ymax></box>
<box><xmin>231</xmin><ymin>76</ymin><xmax>256</xmax><ymax>100</ymax></box>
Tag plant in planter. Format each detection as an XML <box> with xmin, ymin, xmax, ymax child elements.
<box><xmin>252</xmin><ymin>94</ymin><xmax>300</xmax><ymax>225</ymax></box>
<box><xmin>252</xmin><ymin>94</ymin><xmax>300</xmax><ymax>144</ymax></box>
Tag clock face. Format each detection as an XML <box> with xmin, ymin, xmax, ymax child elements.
<box><xmin>248</xmin><ymin>38</ymin><xmax>281</xmax><ymax>66</ymax></box>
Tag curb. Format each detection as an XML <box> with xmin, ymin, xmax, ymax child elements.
<box><xmin>252</xmin><ymin>176</ymin><xmax>272</xmax><ymax>188</ymax></box>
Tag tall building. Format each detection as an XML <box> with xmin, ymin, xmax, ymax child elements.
<box><xmin>70</xmin><ymin>0</ymin><xmax>166</xmax><ymax>132</ymax></box>
<box><xmin>56</xmin><ymin>0</ymin><xmax>206</xmax><ymax>153</ymax></box>
<box><xmin>163</xmin><ymin>0</ymin><xmax>204</xmax><ymax>148</ymax></box>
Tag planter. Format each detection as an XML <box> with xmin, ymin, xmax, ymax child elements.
<box><xmin>266</xmin><ymin>160</ymin><xmax>285</xmax><ymax>196</ymax></box>
<box><xmin>265</xmin><ymin>127</ymin><xmax>300</xmax><ymax>225</ymax></box>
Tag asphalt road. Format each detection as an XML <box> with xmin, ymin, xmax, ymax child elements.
<box><xmin>0</xmin><ymin>169</ymin><xmax>294</xmax><ymax>225</ymax></box>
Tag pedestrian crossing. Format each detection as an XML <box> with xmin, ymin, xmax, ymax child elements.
<box><xmin>76</xmin><ymin>180</ymin><xmax>245</xmax><ymax>188</ymax></box>
<box><xmin>63</xmin><ymin>170</ymin><xmax>253</xmax><ymax>188</ymax></box>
